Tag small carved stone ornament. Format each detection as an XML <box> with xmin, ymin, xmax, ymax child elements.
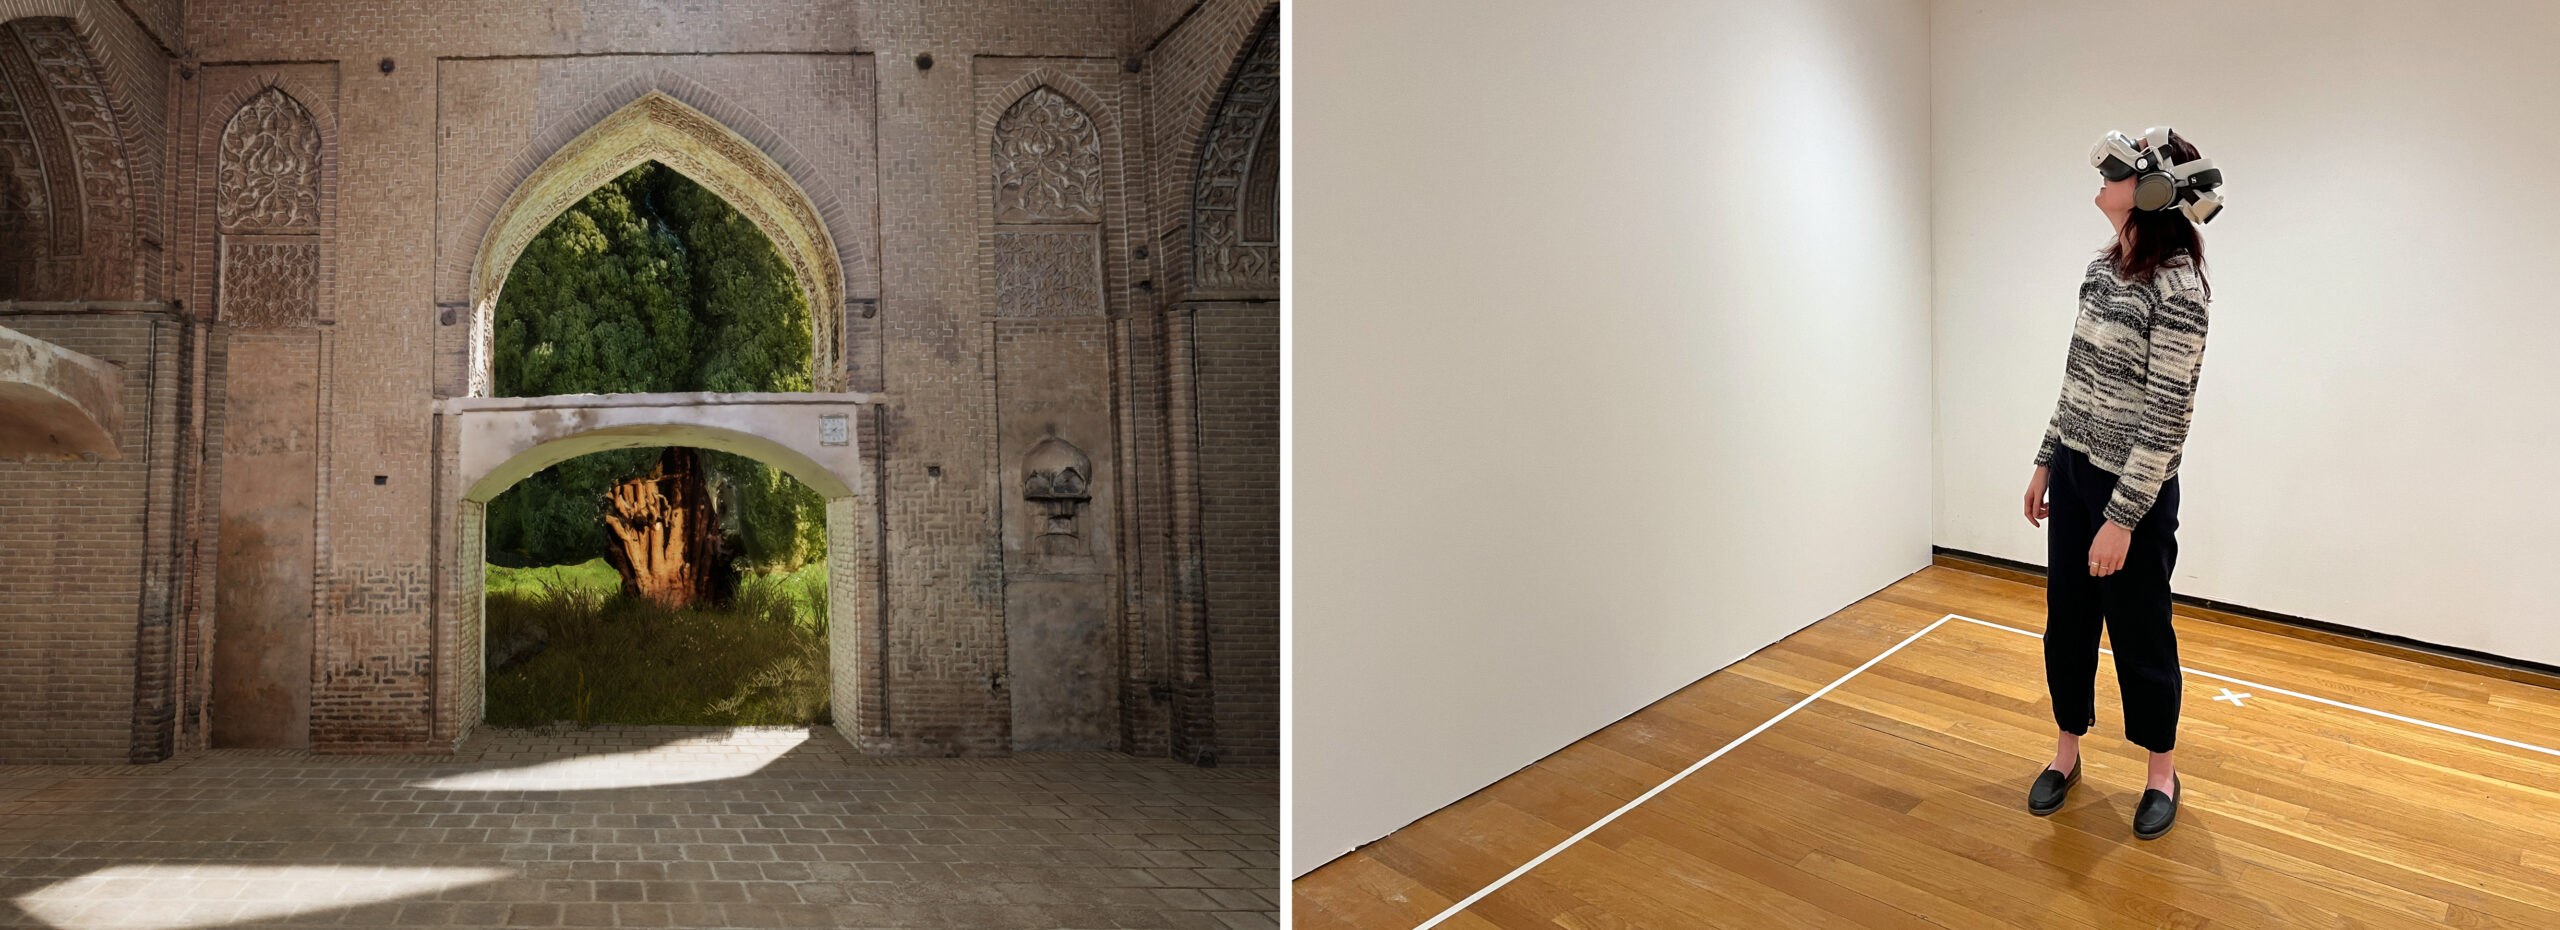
<box><xmin>1021</xmin><ymin>434</ymin><xmax>1092</xmax><ymax>539</ymax></box>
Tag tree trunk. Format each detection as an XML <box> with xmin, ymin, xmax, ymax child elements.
<box><xmin>600</xmin><ymin>447</ymin><xmax>736</xmax><ymax>608</ymax></box>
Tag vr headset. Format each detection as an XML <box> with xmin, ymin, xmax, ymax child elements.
<box><xmin>2091</xmin><ymin>125</ymin><xmax>2225</xmax><ymax>224</ymax></box>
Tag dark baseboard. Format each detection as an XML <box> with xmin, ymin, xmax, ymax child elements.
<box><xmin>1931</xmin><ymin>546</ymin><xmax>2560</xmax><ymax>693</ymax></box>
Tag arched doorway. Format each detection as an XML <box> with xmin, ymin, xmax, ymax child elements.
<box><xmin>441</xmin><ymin>393</ymin><xmax>879</xmax><ymax>744</ymax></box>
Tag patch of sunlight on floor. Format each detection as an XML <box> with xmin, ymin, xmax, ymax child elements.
<box><xmin>13</xmin><ymin>864</ymin><xmax>513</xmax><ymax>930</ymax></box>
<box><xmin>412</xmin><ymin>727</ymin><xmax>810</xmax><ymax>791</ymax></box>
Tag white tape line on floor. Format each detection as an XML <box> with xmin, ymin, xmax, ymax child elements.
<box><xmin>1416</xmin><ymin>610</ymin><xmax>2560</xmax><ymax>929</ymax></box>
<box><xmin>1410</xmin><ymin>614</ymin><xmax>1952</xmax><ymax>930</ymax></box>
<box><xmin>1947</xmin><ymin>613</ymin><xmax>2560</xmax><ymax>761</ymax></box>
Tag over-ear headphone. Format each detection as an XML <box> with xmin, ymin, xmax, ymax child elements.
<box><xmin>2090</xmin><ymin>126</ymin><xmax>2226</xmax><ymax>224</ymax></box>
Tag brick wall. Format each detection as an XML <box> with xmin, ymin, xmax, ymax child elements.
<box><xmin>1139</xmin><ymin>0</ymin><xmax>1280</xmax><ymax>764</ymax></box>
<box><xmin>177</xmin><ymin>324</ymin><xmax>224</xmax><ymax>752</ymax></box>
<box><xmin>452</xmin><ymin>498</ymin><xmax>484</xmax><ymax>744</ymax></box>
<box><xmin>0</xmin><ymin>0</ymin><xmax>1281</xmax><ymax>764</ymax></box>
<box><xmin>0</xmin><ymin>310</ymin><xmax>180</xmax><ymax>763</ymax></box>
<box><xmin>1195</xmin><ymin>301</ymin><xmax>1278</xmax><ymax>764</ymax></box>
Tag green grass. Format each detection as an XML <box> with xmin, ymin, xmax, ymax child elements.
<box><xmin>483</xmin><ymin>560</ymin><xmax>831</xmax><ymax>727</ymax></box>
<box><xmin>485</xmin><ymin>557</ymin><xmax>622</xmax><ymax>599</ymax></box>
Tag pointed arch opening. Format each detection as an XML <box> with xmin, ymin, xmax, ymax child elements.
<box><xmin>467</xmin><ymin>91</ymin><xmax>846</xmax><ymax>395</ymax></box>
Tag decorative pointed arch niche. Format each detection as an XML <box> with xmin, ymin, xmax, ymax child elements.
<box><xmin>1188</xmin><ymin>4</ymin><xmax>1281</xmax><ymax>300</ymax></box>
<box><xmin>465</xmin><ymin>91</ymin><xmax>847</xmax><ymax>394</ymax></box>
<box><xmin>0</xmin><ymin>16</ymin><xmax>142</xmax><ymax>300</ymax></box>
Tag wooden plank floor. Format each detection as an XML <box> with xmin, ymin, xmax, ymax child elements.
<box><xmin>1290</xmin><ymin>565</ymin><xmax>2560</xmax><ymax>929</ymax></box>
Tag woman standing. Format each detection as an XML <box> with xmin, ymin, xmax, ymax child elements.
<box><xmin>2020</xmin><ymin>127</ymin><xmax>2223</xmax><ymax>839</ymax></box>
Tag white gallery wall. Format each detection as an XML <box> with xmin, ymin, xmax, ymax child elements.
<box><xmin>1931</xmin><ymin>0</ymin><xmax>2560</xmax><ymax>669</ymax></box>
<box><xmin>1296</xmin><ymin>0</ymin><xmax>2560</xmax><ymax>881</ymax></box>
<box><xmin>1293</xmin><ymin>0</ymin><xmax>1937</xmax><ymax>877</ymax></box>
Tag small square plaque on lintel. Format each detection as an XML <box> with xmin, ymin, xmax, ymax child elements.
<box><xmin>819</xmin><ymin>413</ymin><xmax>849</xmax><ymax>446</ymax></box>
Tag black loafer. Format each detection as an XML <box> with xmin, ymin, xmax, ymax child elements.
<box><xmin>2026</xmin><ymin>754</ymin><xmax>2080</xmax><ymax>815</ymax></box>
<box><xmin>2133</xmin><ymin>774</ymin><xmax>2181</xmax><ymax>839</ymax></box>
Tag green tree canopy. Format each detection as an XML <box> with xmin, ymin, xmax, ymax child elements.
<box><xmin>487</xmin><ymin>161</ymin><xmax>824</xmax><ymax>571</ymax></box>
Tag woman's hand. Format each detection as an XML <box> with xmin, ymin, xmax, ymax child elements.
<box><xmin>2024</xmin><ymin>466</ymin><xmax>2051</xmax><ymax>527</ymax></box>
<box><xmin>2087</xmin><ymin>520</ymin><xmax>2133</xmax><ymax>576</ymax></box>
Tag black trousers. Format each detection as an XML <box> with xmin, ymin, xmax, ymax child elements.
<box><xmin>2044</xmin><ymin>441</ymin><xmax>2183</xmax><ymax>754</ymax></box>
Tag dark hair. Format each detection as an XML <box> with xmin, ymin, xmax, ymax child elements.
<box><xmin>2099</xmin><ymin>129</ymin><xmax>2214</xmax><ymax>301</ymax></box>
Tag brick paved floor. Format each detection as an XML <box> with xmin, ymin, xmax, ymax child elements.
<box><xmin>0</xmin><ymin>726</ymin><xmax>1277</xmax><ymax>929</ymax></box>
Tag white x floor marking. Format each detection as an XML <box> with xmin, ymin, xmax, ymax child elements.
<box><xmin>2214</xmin><ymin>687</ymin><xmax>2251</xmax><ymax>707</ymax></box>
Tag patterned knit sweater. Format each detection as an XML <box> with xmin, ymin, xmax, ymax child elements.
<box><xmin>2033</xmin><ymin>251</ymin><xmax>2211</xmax><ymax>529</ymax></box>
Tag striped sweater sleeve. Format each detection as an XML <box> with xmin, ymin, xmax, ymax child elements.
<box><xmin>2102</xmin><ymin>260</ymin><xmax>2211</xmax><ymax>529</ymax></box>
<box><xmin>2032</xmin><ymin>394</ymin><xmax>2064</xmax><ymax>467</ymax></box>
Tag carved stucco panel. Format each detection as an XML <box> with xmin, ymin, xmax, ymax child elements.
<box><xmin>12</xmin><ymin>20</ymin><xmax>129</xmax><ymax>268</ymax></box>
<box><xmin>0</xmin><ymin>21</ymin><xmax>84</xmax><ymax>258</ymax></box>
<box><xmin>992</xmin><ymin>87</ymin><xmax>1102</xmax><ymax>224</ymax></box>
<box><xmin>0</xmin><ymin>60</ymin><xmax>47</xmax><ymax>258</ymax></box>
<box><xmin>219</xmin><ymin>236</ymin><xmax>319</xmax><ymax>330</ymax></box>
<box><xmin>993</xmin><ymin>226</ymin><xmax>1103</xmax><ymax>318</ymax></box>
<box><xmin>217</xmin><ymin>87</ymin><xmax>323</xmax><ymax>233</ymax></box>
